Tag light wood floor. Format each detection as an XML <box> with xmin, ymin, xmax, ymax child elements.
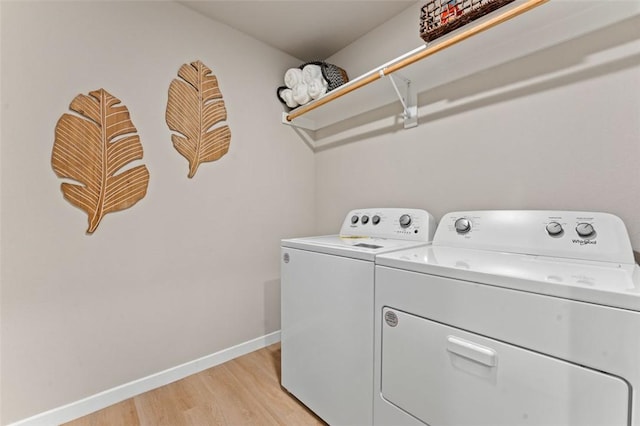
<box><xmin>64</xmin><ymin>343</ymin><xmax>326</xmax><ymax>426</ymax></box>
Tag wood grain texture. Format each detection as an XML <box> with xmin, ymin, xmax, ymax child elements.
<box><xmin>52</xmin><ymin>89</ymin><xmax>150</xmax><ymax>234</ymax></box>
<box><xmin>166</xmin><ymin>60</ymin><xmax>231</xmax><ymax>178</ymax></box>
<box><xmin>64</xmin><ymin>343</ymin><xmax>326</xmax><ymax>426</ymax></box>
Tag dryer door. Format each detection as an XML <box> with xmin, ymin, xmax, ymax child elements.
<box><xmin>381</xmin><ymin>308</ymin><xmax>630</xmax><ymax>426</ymax></box>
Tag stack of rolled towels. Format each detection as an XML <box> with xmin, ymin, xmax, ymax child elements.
<box><xmin>279</xmin><ymin>64</ymin><xmax>329</xmax><ymax>109</ymax></box>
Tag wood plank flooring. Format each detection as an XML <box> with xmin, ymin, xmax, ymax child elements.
<box><xmin>64</xmin><ymin>343</ymin><xmax>326</xmax><ymax>426</ymax></box>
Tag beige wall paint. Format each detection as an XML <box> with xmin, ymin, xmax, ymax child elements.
<box><xmin>318</xmin><ymin>4</ymin><xmax>640</xmax><ymax>250</ymax></box>
<box><xmin>0</xmin><ymin>1</ymin><xmax>315</xmax><ymax>423</ymax></box>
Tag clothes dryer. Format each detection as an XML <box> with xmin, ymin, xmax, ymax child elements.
<box><xmin>374</xmin><ymin>210</ymin><xmax>640</xmax><ymax>426</ymax></box>
<box><xmin>281</xmin><ymin>208</ymin><xmax>436</xmax><ymax>426</ymax></box>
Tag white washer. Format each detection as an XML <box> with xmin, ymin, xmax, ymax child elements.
<box><xmin>374</xmin><ymin>210</ymin><xmax>640</xmax><ymax>426</ymax></box>
<box><xmin>281</xmin><ymin>208</ymin><xmax>436</xmax><ymax>425</ymax></box>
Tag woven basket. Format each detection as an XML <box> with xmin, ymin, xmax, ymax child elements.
<box><xmin>302</xmin><ymin>61</ymin><xmax>349</xmax><ymax>92</ymax></box>
<box><xmin>420</xmin><ymin>0</ymin><xmax>515</xmax><ymax>43</ymax></box>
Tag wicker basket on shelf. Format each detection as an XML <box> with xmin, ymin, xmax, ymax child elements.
<box><xmin>420</xmin><ymin>0</ymin><xmax>516</xmax><ymax>43</ymax></box>
<box><xmin>301</xmin><ymin>61</ymin><xmax>349</xmax><ymax>92</ymax></box>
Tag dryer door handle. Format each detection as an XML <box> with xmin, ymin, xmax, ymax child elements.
<box><xmin>446</xmin><ymin>336</ymin><xmax>497</xmax><ymax>367</ymax></box>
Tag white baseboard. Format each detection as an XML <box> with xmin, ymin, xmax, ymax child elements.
<box><xmin>9</xmin><ymin>330</ymin><xmax>281</xmax><ymax>426</ymax></box>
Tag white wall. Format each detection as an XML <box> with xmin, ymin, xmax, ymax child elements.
<box><xmin>317</xmin><ymin>3</ymin><xmax>640</xmax><ymax>250</ymax></box>
<box><xmin>0</xmin><ymin>1</ymin><xmax>315</xmax><ymax>423</ymax></box>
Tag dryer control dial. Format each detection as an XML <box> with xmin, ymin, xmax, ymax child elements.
<box><xmin>454</xmin><ymin>218</ymin><xmax>472</xmax><ymax>234</ymax></box>
<box><xmin>372</xmin><ymin>215</ymin><xmax>381</xmax><ymax>225</ymax></box>
<box><xmin>546</xmin><ymin>221</ymin><xmax>564</xmax><ymax>236</ymax></box>
<box><xmin>576</xmin><ymin>222</ymin><xmax>595</xmax><ymax>238</ymax></box>
<box><xmin>399</xmin><ymin>214</ymin><xmax>412</xmax><ymax>228</ymax></box>
<box><xmin>361</xmin><ymin>215</ymin><xmax>370</xmax><ymax>224</ymax></box>
<box><xmin>351</xmin><ymin>215</ymin><xmax>359</xmax><ymax>224</ymax></box>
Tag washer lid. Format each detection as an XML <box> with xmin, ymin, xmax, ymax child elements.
<box><xmin>282</xmin><ymin>235</ymin><xmax>429</xmax><ymax>261</ymax></box>
<box><xmin>376</xmin><ymin>245</ymin><xmax>640</xmax><ymax>312</ymax></box>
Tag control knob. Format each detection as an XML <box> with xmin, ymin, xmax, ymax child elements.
<box><xmin>454</xmin><ymin>218</ymin><xmax>471</xmax><ymax>234</ymax></box>
<box><xmin>351</xmin><ymin>215</ymin><xmax>359</xmax><ymax>224</ymax></box>
<box><xmin>576</xmin><ymin>222</ymin><xmax>595</xmax><ymax>238</ymax></box>
<box><xmin>399</xmin><ymin>214</ymin><xmax>412</xmax><ymax>228</ymax></box>
<box><xmin>545</xmin><ymin>221</ymin><xmax>563</xmax><ymax>236</ymax></box>
<box><xmin>372</xmin><ymin>215</ymin><xmax>381</xmax><ymax>225</ymax></box>
<box><xmin>361</xmin><ymin>215</ymin><xmax>370</xmax><ymax>224</ymax></box>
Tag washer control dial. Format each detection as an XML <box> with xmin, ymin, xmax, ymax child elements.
<box><xmin>454</xmin><ymin>218</ymin><xmax>472</xmax><ymax>234</ymax></box>
<box><xmin>351</xmin><ymin>215</ymin><xmax>359</xmax><ymax>224</ymax></box>
<box><xmin>576</xmin><ymin>222</ymin><xmax>595</xmax><ymax>238</ymax></box>
<box><xmin>361</xmin><ymin>215</ymin><xmax>370</xmax><ymax>224</ymax></box>
<box><xmin>546</xmin><ymin>221</ymin><xmax>563</xmax><ymax>236</ymax></box>
<box><xmin>399</xmin><ymin>214</ymin><xmax>412</xmax><ymax>228</ymax></box>
<box><xmin>372</xmin><ymin>215</ymin><xmax>381</xmax><ymax>225</ymax></box>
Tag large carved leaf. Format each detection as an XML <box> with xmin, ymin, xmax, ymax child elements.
<box><xmin>52</xmin><ymin>89</ymin><xmax>150</xmax><ymax>234</ymax></box>
<box><xmin>166</xmin><ymin>60</ymin><xmax>231</xmax><ymax>178</ymax></box>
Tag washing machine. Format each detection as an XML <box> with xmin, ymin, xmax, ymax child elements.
<box><xmin>374</xmin><ymin>210</ymin><xmax>640</xmax><ymax>426</ymax></box>
<box><xmin>281</xmin><ymin>208</ymin><xmax>436</xmax><ymax>425</ymax></box>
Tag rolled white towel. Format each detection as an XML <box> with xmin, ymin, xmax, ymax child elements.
<box><xmin>302</xmin><ymin>64</ymin><xmax>322</xmax><ymax>84</ymax></box>
<box><xmin>279</xmin><ymin>88</ymin><xmax>299</xmax><ymax>109</ymax></box>
<box><xmin>284</xmin><ymin>68</ymin><xmax>303</xmax><ymax>89</ymax></box>
<box><xmin>308</xmin><ymin>78</ymin><xmax>328</xmax><ymax>100</ymax></box>
<box><xmin>292</xmin><ymin>83</ymin><xmax>311</xmax><ymax>105</ymax></box>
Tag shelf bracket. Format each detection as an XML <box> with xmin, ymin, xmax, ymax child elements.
<box><xmin>384</xmin><ymin>71</ymin><xmax>417</xmax><ymax>129</ymax></box>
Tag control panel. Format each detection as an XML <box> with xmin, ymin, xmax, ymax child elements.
<box><xmin>433</xmin><ymin>210</ymin><xmax>634</xmax><ymax>264</ymax></box>
<box><xmin>340</xmin><ymin>208</ymin><xmax>436</xmax><ymax>242</ymax></box>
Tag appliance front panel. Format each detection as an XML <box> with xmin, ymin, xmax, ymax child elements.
<box><xmin>381</xmin><ymin>308</ymin><xmax>629</xmax><ymax>426</ymax></box>
<box><xmin>281</xmin><ymin>248</ymin><xmax>374</xmax><ymax>425</ymax></box>
<box><xmin>375</xmin><ymin>266</ymin><xmax>640</xmax><ymax>379</ymax></box>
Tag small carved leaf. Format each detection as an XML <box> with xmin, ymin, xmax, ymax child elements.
<box><xmin>52</xmin><ymin>89</ymin><xmax>150</xmax><ymax>234</ymax></box>
<box><xmin>166</xmin><ymin>60</ymin><xmax>231</xmax><ymax>178</ymax></box>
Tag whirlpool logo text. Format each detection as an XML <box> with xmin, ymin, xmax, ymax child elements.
<box><xmin>572</xmin><ymin>239</ymin><xmax>597</xmax><ymax>246</ymax></box>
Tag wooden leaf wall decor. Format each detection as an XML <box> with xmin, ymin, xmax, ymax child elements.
<box><xmin>166</xmin><ymin>60</ymin><xmax>231</xmax><ymax>178</ymax></box>
<box><xmin>52</xmin><ymin>89</ymin><xmax>150</xmax><ymax>234</ymax></box>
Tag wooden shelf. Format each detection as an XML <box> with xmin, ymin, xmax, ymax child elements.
<box><xmin>282</xmin><ymin>0</ymin><xmax>640</xmax><ymax>132</ymax></box>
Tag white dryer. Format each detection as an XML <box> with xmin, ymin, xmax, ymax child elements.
<box><xmin>374</xmin><ymin>210</ymin><xmax>640</xmax><ymax>426</ymax></box>
<box><xmin>281</xmin><ymin>208</ymin><xmax>436</xmax><ymax>426</ymax></box>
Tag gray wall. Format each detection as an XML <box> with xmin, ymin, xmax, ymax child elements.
<box><xmin>316</xmin><ymin>3</ymin><xmax>640</xmax><ymax>250</ymax></box>
<box><xmin>0</xmin><ymin>1</ymin><xmax>315</xmax><ymax>423</ymax></box>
